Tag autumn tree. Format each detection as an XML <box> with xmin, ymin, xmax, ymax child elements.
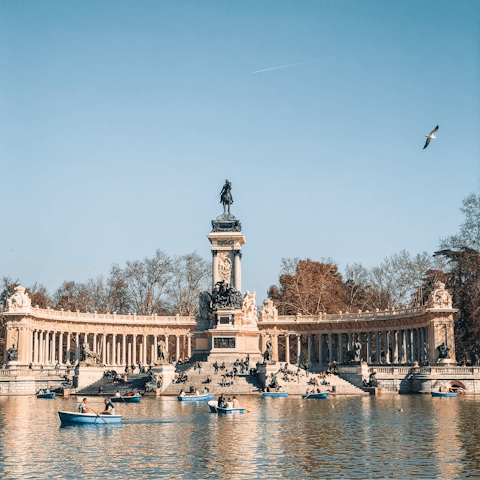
<box><xmin>268</xmin><ymin>258</ymin><xmax>347</xmax><ymax>315</ymax></box>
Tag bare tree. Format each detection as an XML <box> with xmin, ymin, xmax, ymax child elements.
<box><xmin>109</xmin><ymin>249</ymin><xmax>173</xmax><ymax>315</ymax></box>
<box><xmin>167</xmin><ymin>251</ymin><xmax>210</xmax><ymax>315</ymax></box>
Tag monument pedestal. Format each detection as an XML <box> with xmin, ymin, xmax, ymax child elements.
<box><xmin>74</xmin><ymin>365</ymin><xmax>105</xmax><ymax>389</ymax></box>
<box><xmin>258</xmin><ymin>363</ymin><xmax>278</xmax><ymax>388</ymax></box>
<box><xmin>151</xmin><ymin>364</ymin><xmax>176</xmax><ymax>393</ymax></box>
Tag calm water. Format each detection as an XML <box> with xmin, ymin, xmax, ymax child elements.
<box><xmin>1</xmin><ymin>394</ymin><xmax>480</xmax><ymax>479</ymax></box>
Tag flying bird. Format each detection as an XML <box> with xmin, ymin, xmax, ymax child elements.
<box><xmin>423</xmin><ymin>125</ymin><xmax>439</xmax><ymax>149</ymax></box>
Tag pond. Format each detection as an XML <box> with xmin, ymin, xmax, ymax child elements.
<box><xmin>0</xmin><ymin>394</ymin><xmax>479</xmax><ymax>479</ymax></box>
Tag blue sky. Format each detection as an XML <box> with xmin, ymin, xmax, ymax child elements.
<box><xmin>1</xmin><ymin>1</ymin><xmax>479</xmax><ymax>301</ymax></box>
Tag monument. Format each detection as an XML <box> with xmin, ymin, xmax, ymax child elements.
<box><xmin>193</xmin><ymin>180</ymin><xmax>262</xmax><ymax>364</ymax></box>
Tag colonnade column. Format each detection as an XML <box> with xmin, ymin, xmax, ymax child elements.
<box><xmin>384</xmin><ymin>331</ymin><xmax>389</xmax><ymax>364</ymax></box>
<box><xmin>176</xmin><ymin>335</ymin><xmax>180</xmax><ymax>361</ymax></box>
<box><xmin>296</xmin><ymin>335</ymin><xmax>301</xmax><ymax>365</ymax></box>
<box><xmin>34</xmin><ymin>331</ymin><xmax>39</xmax><ymax>364</ymax></box>
<box><xmin>93</xmin><ymin>333</ymin><xmax>97</xmax><ymax>353</ymax></box>
<box><xmin>285</xmin><ymin>335</ymin><xmax>290</xmax><ymax>364</ymax></box>
<box><xmin>66</xmin><ymin>333</ymin><xmax>71</xmax><ymax>364</ymax></box>
<box><xmin>111</xmin><ymin>334</ymin><xmax>116</xmax><ymax>365</ymax></box>
<box><xmin>393</xmin><ymin>331</ymin><xmax>398</xmax><ymax>363</ymax></box>
<box><xmin>154</xmin><ymin>336</ymin><xmax>158</xmax><ymax>363</ymax></box>
<box><xmin>367</xmin><ymin>333</ymin><xmax>372</xmax><ymax>364</ymax></box>
<box><xmin>75</xmin><ymin>333</ymin><xmax>80</xmax><ymax>361</ymax></box>
<box><xmin>58</xmin><ymin>332</ymin><xmax>63</xmax><ymax>364</ymax></box>
<box><xmin>338</xmin><ymin>334</ymin><xmax>343</xmax><ymax>363</ymax></box>
<box><xmin>122</xmin><ymin>335</ymin><xmax>126</xmax><ymax>365</ymax></box>
<box><xmin>51</xmin><ymin>332</ymin><xmax>56</xmax><ymax>364</ymax></box>
<box><xmin>187</xmin><ymin>334</ymin><xmax>192</xmax><ymax>359</ymax></box>
<box><xmin>102</xmin><ymin>334</ymin><xmax>107</xmax><ymax>365</ymax></box>
<box><xmin>376</xmin><ymin>332</ymin><xmax>381</xmax><ymax>364</ymax></box>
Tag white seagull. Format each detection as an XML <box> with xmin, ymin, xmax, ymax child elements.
<box><xmin>423</xmin><ymin>125</ymin><xmax>439</xmax><ymax>149</ymax></box>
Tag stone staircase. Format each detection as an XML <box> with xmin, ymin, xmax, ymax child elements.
<box><xmin>75</xmin><ymin>373</ymin><xmax>148</xmax><ymax>396</ymax></box>
<box><xmin>162</xmin><ymin>368</ymin><xmax>264</xmax><ymax>396</ymax></box>
<box><xmin>268</xmin><ymin>364</ymin><xmax>367</xmax><ymax>395</ymax></box>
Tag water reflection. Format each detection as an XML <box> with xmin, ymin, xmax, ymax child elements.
<box><xmin>0</xmin><ymin>395</ymin><xmax>480</xmax><ymax>478</ymax></box>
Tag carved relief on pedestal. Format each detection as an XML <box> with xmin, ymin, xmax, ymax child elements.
<box><xmin>241</xmin><ymin>291</ymin><xmax>258</xmax><ymax>325</ymax></box>
<box><xmin>217</xmin><ymin>251</ymin><xmax>233</xmax><ymax>283</ymax></box>
<box><xmin>259</xmin><ymin>299</ymin><xmax>278</xmax><ymax>322</ymax></box>
<box><xmin>428</xmin><ymin>281</ymin><xmax>453</xmax><ymax>309</ymax></box>
<box><xmin>6</xmin><ymin>285</ymin><xmax>31</xmax><ymax>312</ymax></box>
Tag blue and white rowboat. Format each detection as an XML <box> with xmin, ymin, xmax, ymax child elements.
<box><xmin>431</xmin><ymin>391</ymin><xmax>457</xmax><ymax>397</ymax></box>
<box><xmin>58</xmin><ymin>411</ymin><xmax>122</xmax><ymax>424</ymax></box>
<box><xmin>302</xmin><ymin>392</ymin><xmax>329</xmax><ymax>399</ymax></box>
<box><xmin>208</xmin><ymin>401</ymin><xmax>244</xmax><ymax>414</ymax></box>
<box><xmin>111</xmin><ymin>396</ymin><xmax>141</xmax><ymax>403</ymax></box>
<box><xmin>263</xmin><ymin>392</ymin><xmax>288</xmax><ymax>398</ymax></box>
<box><xmin>37</xmin><ymin>393</ymin><xmax>56</xmax><ymax>399</ymax></box>
<box><xmin>178</xmin><ymin>393</ymin><xmax>215</xmax><ymax>402</ymax></box>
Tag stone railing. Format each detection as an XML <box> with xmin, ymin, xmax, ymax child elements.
<box><xmin>0</xmin><ymin>368</ymin><xmax>62</xmax><ymax>377</ymax></box>
<box><xmin>21</xmin><ymin>307</ymin><xmax>197</xmax><ymax>325</ymax></box>
<box><xmin>260</xmin><ymin>305</ymin><xmax>426</xmax><ymax>324</ymax></box>
<box><xmin>370</xmin><ymin>366</ymin><xmax>411</xmax><ymax>375</ymax></box>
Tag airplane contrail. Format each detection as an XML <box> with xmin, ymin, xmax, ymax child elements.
<box><xmin>253</xmin><ymin>60</ymin><xmax>318</xmax><ymax>74</ymax></box>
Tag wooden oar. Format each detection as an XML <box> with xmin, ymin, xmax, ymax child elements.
<box><xmin>90</xmin><ymin>407</ymin><xmax>108</xmax><ymax>424</ymax></box>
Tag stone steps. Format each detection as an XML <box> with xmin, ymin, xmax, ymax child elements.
<box><xmin>75</xmin><ymin>374</ymin><xmax>148</xmax><ymax>396</ymax></box>
<box><xmin>162</xmin><ymin>371</ymin><xmax>263</xmax><ymax>396</ymax></box>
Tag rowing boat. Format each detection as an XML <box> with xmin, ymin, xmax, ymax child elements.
<box><xmin>111</xmin><ymin>396</ymin><xmax>141</xmax><ymax>403</ymax></box>
<box><xmin>37</xmin><ymin>393</ymin><xmax>56</xmax><ymax>399</ymax></box>
<box><xmin>302</xmin><ymin>392</ymin><xmax>329</xmax><ymax>399</ymax></box>
<box><xmin>263</xmin><ymin>392</ymin><xmax>288</xmax><ymax>398</ymax></box>
<box><xmin>431</xmin><ymin>391</ymin><xmax>457</xmax><ymax>397</ymax></box>
<box><xmin>178</xmin><ymin>393</ymin><xmax>215</xmax><ymax>402</ymax></box>
<box><xmin>208</xmin><ymin>401</ymin><xmax>244</xmax><ymax>414</ymax></box>
<box><xmin>58</xmin><ymin>411</ymin><xmax>122</xmax><ymax>424</ymax></box>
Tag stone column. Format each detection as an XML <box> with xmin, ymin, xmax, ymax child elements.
<box><xmin>165</xmin><ymin>335</ymin><xmax>169</xmax><ymax>354</ymax></box>
<box><xmin>118</xmin><ymin>343</ymin><xmax>121</xmax><ymax>366</ymax></box>
<box><xmin>139</xmin><ymin>344</ymin><xmax>142</xmax><ymax>366</ymax></box>
<box><xmin>75</xmin><ymin>333</ymin><xmax>80</xmax><ymax>361</ymax></box>
<box><xmin>51</xmin><ymin>332</ymin><xmax>56</xmax><ymax>364</ymax></box>
<box><xmin>384</xmin><ymin>331</ymin><xmax>390</xmax><ymax>364</ymax></box>
<box><xmin>39</xmin><ymin>331</ymin><xmax>44</xmax><ymax>364</ymax></box>
<box><xmin>273</xmin><ymin>334</ymin><xmax>279</xmax><ymax>362</ymax></box>
<box><xmin>399</xmin><ymin>330</ymin><xmax>405</xmax><ymax>363</ymax></box>
<box><xmin>154</xmin><ymin>336</ymin><xmax>158</xmax><ymax>363</ymax></box>
<box><xmin>66</xmin><ymin>332</ymin><xmax>71</xmax><ymax>365</ymax></box>
<box><xmin>112</xmin><ymin>334</ymin><xmax>117</xmax><ymax>365</ymax></box>
<box><xmin>107</xmin><ymin>341</ymin><xmax>111</xmax><ymax>365</ymax></box>
<box><xmin>307</xmin><ymin>335</ymin><xmax>313</xmax><ymax>365</ymax></box>
<box><xmin>212</xmin><ymin>250</ymin><xmax>219</xmax><ymax>289</ymax></box>
<box><xmin>285</xmin><ymin>335</ymin><xmax>290</xmax><ymax>364</ymax></box>
<box><xmin>128</xmin><ymin>342</ymin><xmax>132</xmax><ymax>366</ymax></box>
<box><xmin>93</xmin><ymin>333</ymin><xmax>97</xmax><ymax>354</ymax></box>
<box><xmin>58</xmin><ymin>332</ymin><xmax>63</xmax><ymax>364</ymax></box>
<box><xmin>296</xmin><ymin>335</ymin><xmax>301</xmax><ymax>365</ymax></box>
<box><xmin>393</xmin><ymin>330</ymin><xmax>398</xmax><ymax>364</ymax></box>
<box><xmin>367</xmin><ymin>333</ymin><xmax>372</xmax><ymax>364</ymax></box>
<box><xmin>234</xmin><ymin>250</ymin><xmax>242</xmax><ymax>292</ymax></box>
<box><xmin>376</xmin><ymin>332</ymin><xmax>381</xmax><ymax>364</ymax></box>
<box><xmin>175</xmin><ymin>335</ymin><xmax>180</xmax><ymax>361</ymax></box>
<box><xmin>122</xmin><ymin>335</ymin><xmax>126</xmax><ymax>365</ymax></box>
<box><xmin>46</xmin><ymin>332</ymin><xmax>51</xmax><ymax>364</ymax></box>
<box><xmin>338</xmin><ymin>334</ymin><xmax>343</xmax><ymax>364</ymax></box>
<box><xmin>348</xmin><ymin>333</ymin><xmax>353</xmax><ymax>351</ymax></box>
<box><xmin>406</xmin><ymin>330</ymin><xmax>412</xmax><ymax>363</ymax></box>
<box><xmin>132</xmin><ymin>335</ymin><xmax>137</xmax><ymax>365</ymax></box>
<box><xmin>187</xmin><ymin>335</ymin><xmax>192</xmax><ymax>359</ymax></box>
<box><xmin>34</xmin><ymin>331</ymin><xmax>39</xmax><ymax>364</ymax></box>
<box><xmin>102</xmin><ymin>335</ymin><xmax>107</xmax><ymax>365</ymax></box>
<box><xmin>328</xmin><ymin>334</ymin><xmax>333</xmax><ymax>364</ymax></box>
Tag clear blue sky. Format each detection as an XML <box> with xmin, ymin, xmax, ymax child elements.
<box><xmin>1</xmin><ymin>1</ymin><xmax>479</xmax><ymax>301</ymax></box>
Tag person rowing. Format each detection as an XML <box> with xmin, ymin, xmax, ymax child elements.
<box><xmin>101</xmin><ymin>398</ymin><xmax>115</xmax><ymax>415</ymax></box>
<box><xmin>78</xmin><ymin>398</ymin><xmax>91</xmax><ymax>413</ymax></box>
<box><xmin>115</xmin><ymin>390</ymin><xmax>122</xmax><ymax>397</ymax></box>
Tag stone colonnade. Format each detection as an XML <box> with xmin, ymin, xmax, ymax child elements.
<box><xmin>260</xmin><ymin>328</ymin><xmax>431</xmax><ymax>365</ymax></box>
<box><xmin>2</xmin><ymin>305</ymin><xmax>197</xmax><ymax>368</ymax></box>
<box><xmin>23</xmin><ymin>330</ymin><xmax>194</xmax><ymax>367</ymax></box>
